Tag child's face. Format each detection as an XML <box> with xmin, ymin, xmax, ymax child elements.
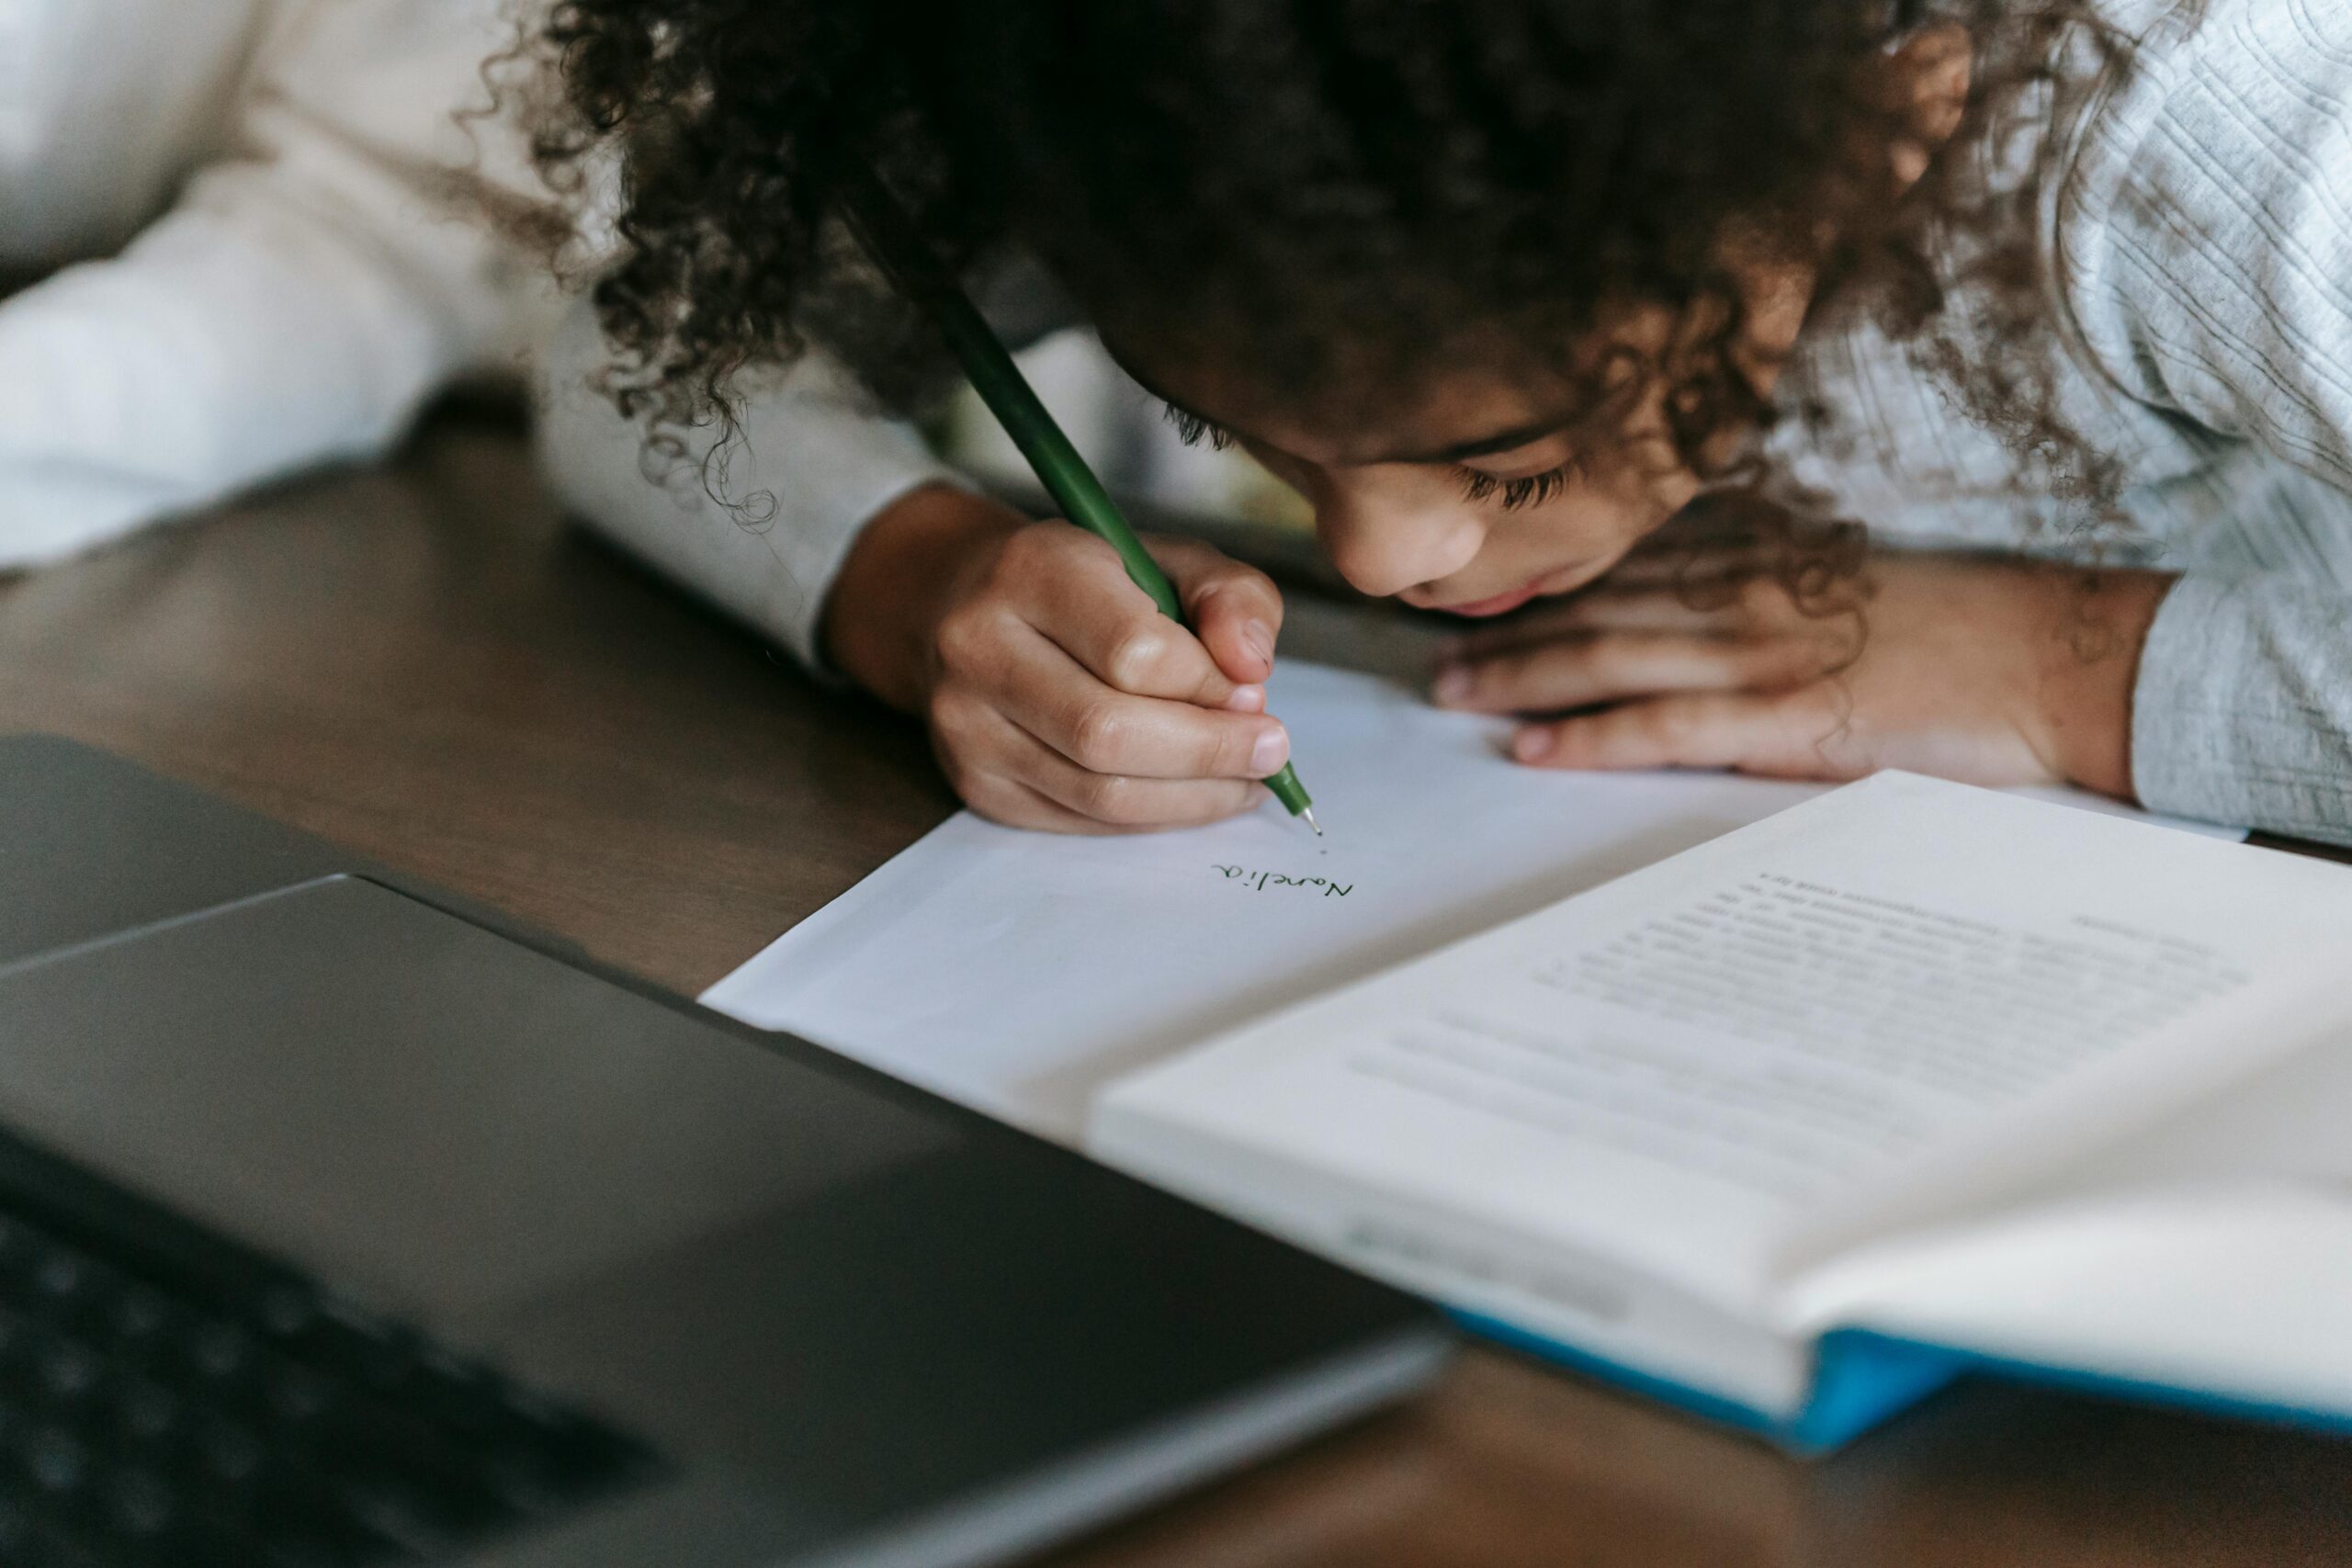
<box><xmin>1112</xmin><ymin>262</ymin><xmax>1812</xmax><ymax>617</ymax></box>
<box><xmin>1102</xmin><ymin>22</ymin><xmax>1967</xmax><ymax>618</ymax></box>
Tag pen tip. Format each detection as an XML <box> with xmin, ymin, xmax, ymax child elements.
<box><xmin>1301</xmin><ymin>806</ymin><xmax>1323</xmax><ymax>836</ymax></box>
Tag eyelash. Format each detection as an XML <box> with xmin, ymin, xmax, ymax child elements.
<box><xmin>1161</xmin><ymin>406</ymin><xmax>1234</xmax><ymax>451</ymax></box>
<box><xmin>1164</xmin><ymin>401</ymin><xmax>1576</xmax><ymax>511</ymax></box>
<box><xmin>1457</xmin><ymin>465</ymin><xmax>1575</xmax><ymax>511</ymax></box>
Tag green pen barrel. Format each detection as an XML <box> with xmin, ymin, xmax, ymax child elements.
<box><xmin>843</xmin><ymin>174</ymin><xmax>1316</xmax><ymax>825</ymax></box>
<box><xmin>927</xmin><ymin>295</ymin><xmax>1316</xmax><ymax>819</ymax></box>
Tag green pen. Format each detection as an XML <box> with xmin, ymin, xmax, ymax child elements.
<box><xmin>842</xmin><ymin>171</ymin><xmax>1320</xmax><ymax>835</ymax></box>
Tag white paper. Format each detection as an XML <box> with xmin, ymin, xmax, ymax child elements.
<box><xmin>703</xmin><ymin>662</ymin><xmax>2239</xmax><ymax>1143</ymax></box>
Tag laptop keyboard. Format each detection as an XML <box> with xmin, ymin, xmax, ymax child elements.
<box><xmin>0</xmin><ymin>1157</ymin><xmax>660</xmax><ymax>1566</ymax></box>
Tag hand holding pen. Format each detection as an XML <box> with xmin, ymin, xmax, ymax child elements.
<box><xmin>827</xmin><ymin>172</ymin><xmax>1320</xmax><ymax>835</ymax></box>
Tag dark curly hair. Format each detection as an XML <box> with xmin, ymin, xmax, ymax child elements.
<box><xmin>507</xmin><ymin>0</ymin><xmax>2132</xmax><ymax>570</ymax></box>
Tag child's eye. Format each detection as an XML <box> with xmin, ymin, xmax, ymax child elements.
<box><xmin>1161</xmin><ymin>405</ymin><xmax>1235</xmax><ymax>451</ymax></box>
<box><xmin>1456</xmin><ymin>463</ymin><xmax>1575</xmax><ymax>511</ymax></box>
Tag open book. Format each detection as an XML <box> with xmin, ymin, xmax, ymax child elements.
<box><xmin>707</xmin><ymin>665</ymin><xmax>2326</xmax><ymax>1448</ymax></box>
<box><xmin>1088</xmin><ymin>772</ymin><xmax>2352</xmax><ymax>1447</ymax></box>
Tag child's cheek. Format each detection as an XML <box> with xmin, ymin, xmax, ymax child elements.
<box><xmin>1528</xmin><ymin>465</ymin><xmax>1688</xmax><ymax>558</ymax></box>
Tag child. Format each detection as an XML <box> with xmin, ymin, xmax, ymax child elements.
<box><xmin>0</xmin><ymin>0</ymin><xmax>534</xmax><ymax>566</ymax></box>
<box><xmin>534</xmin><ymin>0</ymin><xmax>2352</xmax><ymax>844</ymax></box>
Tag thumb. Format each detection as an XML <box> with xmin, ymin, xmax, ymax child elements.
<box><xmin>1148</xmin><ymin>537</ymin><xmax>1285</xmax><ymax>688</ymax></box>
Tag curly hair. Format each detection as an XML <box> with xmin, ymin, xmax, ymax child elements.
<box><xmin>507</xmin><ymin>0</ymin><xmax>2132</xmax><ymax>566</ymax></box>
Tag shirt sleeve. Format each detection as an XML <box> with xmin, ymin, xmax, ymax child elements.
<box><xmin>535</xmin><ymin>295</ymin><xmax>971</xmax><ymax>673</ymax></box>
<box><xmin>0</xmin><ymin>0</ymin><xmax>535</xmax><ymax>569</ymax></box>
<box><xmin>2058</xmin><ymin>0</ymin><xmax>2352</xmax><ymax>840</ymax></box>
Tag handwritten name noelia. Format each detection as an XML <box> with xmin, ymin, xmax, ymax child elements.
<box><xmin>1213</xmin><ymin>864</ymin><xmax>1352</xmax><ymax>897</ymax></box>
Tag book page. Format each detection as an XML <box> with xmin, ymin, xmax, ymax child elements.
<box><xmin>1769</xmin><ymin>983</ymin><xmax>2352</xmax><ymax>1413</ymax></box>
<box><xmin>1778</xmin><ymin>1189</ymin><xmax>2352</xmax><ymax>1419</ymax></box>
<box><xmin>1089</xmin><ymin>774</ymin><xmax>2352</xmax><ymax>1312</ymax></box>
<box><xmin>702</xmin><ymin>662</ymin><xmax>2226</xmax><ymax>1143</ymax></box>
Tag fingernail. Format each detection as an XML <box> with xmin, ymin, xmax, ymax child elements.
<box><xmin>1432</xmin><ymin>666</ymin><xmax>1473</xmax><ymax>705</ymax></box>
<box><xmin>1251</xmin><ymin>726</ymin><xmax>1291</xmax><ymax>774</ymax></box>
<box><xmin>1225</xmin><ymin>683</ymin><xmax>1266</xmax><ymax>714</ymax></box>
<box><xmin>1244</xmin><ymin>619</ymin><xmax>1276</xmax><ymax>667</ymax></box>
<box><xmin>1513</xmin><ymin>728</ymin><xmax>1555</xmax><ymax>762</ymax></box>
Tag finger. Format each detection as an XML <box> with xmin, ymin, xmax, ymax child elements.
<box><xmin>987</xmin><ymin>626</ymin><xmax>1293</xmax><ymax>781</ymax></box>
<box><xmin>1544</xmin><ymin>584</ymin><xmax>1775</xmax><ymax>635</ymax></box>
<box><xmin>1434</xmin><ymin>631</ymin><xmax>1845</xmax><ymax>713</ymax></box>
<box><xmin>1598</xmin><ymin>540</ymin><xmax>1781</xmax><ymax>591</ymax></box>
<box><xmin>1607</xmin><ymin>497</ymin><xmax>1802</xmax><ymax>577</ymax></box>
<box><xmin>1149</xmin><ymin>536</ymin><xmax>1286</xmax><ymax>688</ymax></box>
<box><xmin>998</xmin><ymin>527</ymin><xmax>1259</xmax><ymax>711</ymax></box>
<box><xmin>977</xmin><ymin>708</ymin><xmax>1269</xmax><ymax>829</ymax></box>
<box><xmin>1510</xmin><ymin>688</ymin><xmax>1867</xmax><ymax>776</ymax></box>
<box><xmin>1444</xmin><ymin>587</ymin><xmax>1759</xmax><ymax>662</ymax></box>
<box><xmin>1446</xmin><ymin>584</ymin><xmax>1861</xmax><ymax>667</ymax></box>
<box><xmin>957</xmin><ymin>772</ymin><xmax>1144</xmax><ymax>836</ymax></box>
<box><xmin>1606</xmin><ymin>529</ymin><xmax>1872</xmax><ymax>614</ymax></box>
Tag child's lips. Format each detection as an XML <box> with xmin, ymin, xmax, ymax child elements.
<box><xmin>1430</xmin><ymin>584</ymin><xmax>1544</xmax><ymax>618</ymax></box>
<box><xmin>1422</xmin><ymin>560</ymin><xmax>1601</xmax><ymax>618</ymax></box>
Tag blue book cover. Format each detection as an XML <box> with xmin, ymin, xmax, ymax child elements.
<box><xmin>1452</xmin><ymin>1309</ymin><xmax>2352</xmax><ymax>1451</ymax></box>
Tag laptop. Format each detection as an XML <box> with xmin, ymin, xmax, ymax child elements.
<box><xmin>0</xmin><ymin>736</ymin><xmax>1449</xmax><ymax>1567</ymax></box>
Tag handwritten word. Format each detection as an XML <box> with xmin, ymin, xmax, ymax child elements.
<box><xmin>1213</xmin><ymin>864</ymin><xmax>1352</xmax><ymax>897</ymax></box>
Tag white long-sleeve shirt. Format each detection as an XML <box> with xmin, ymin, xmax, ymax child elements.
<box><xmin>0</xmin><ymin>0</ymin><xmax>535</xmax><ymax>565</ymax></box>
<box><xmin>543</xmin><ymin>0</ymin><xmax>2352</xmax><ymax>843</ymax></box>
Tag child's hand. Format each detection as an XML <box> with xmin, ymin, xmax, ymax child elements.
<box><xmin>1432</xmin><ymin>551</ymin><xmax>2173</xmax><ymax>800</ymax></box>
<box><xmin>824</xmin><ymin>484</ymin><xmax>1292</xmax><ymax>832</ymax></box>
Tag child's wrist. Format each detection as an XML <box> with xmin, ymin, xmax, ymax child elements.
<box><xmin>821</xmin><ymin>485</ymin><xmax>1029</xmax><ymax>712</ymax></box>
<box><xmin>2036</xmin><ymin>568</ymin><xmax>2175</xmax><ymax>802</ymax></box>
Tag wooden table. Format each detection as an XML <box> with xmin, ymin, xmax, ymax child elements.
<box><xmin>6</xmin><ymin>411</ymin><xmax>2349</xmax><ymax>1567</ymax></box>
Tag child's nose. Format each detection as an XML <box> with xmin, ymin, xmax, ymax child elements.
<box><xmin>1314</xmin><ymin>483</ymin><xmax>1488</xmax><ymax>601</ymax></box>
